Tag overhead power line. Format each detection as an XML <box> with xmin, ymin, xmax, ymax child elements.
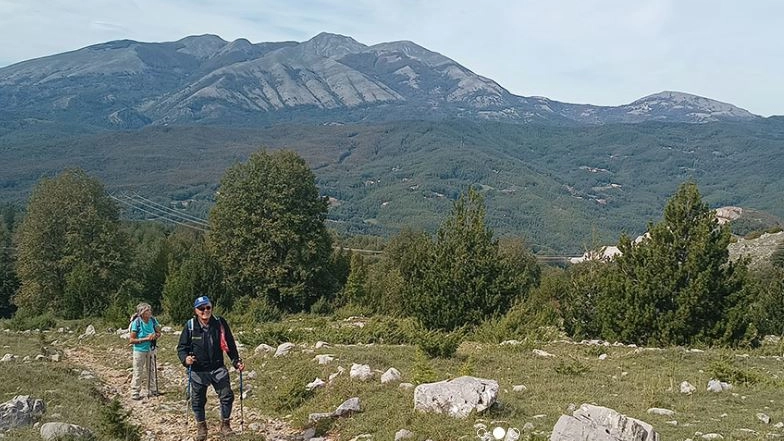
<box><xmin>110</xmin><ymin>194</ymin><xmax>210</xmax><ymax>233</ymax></box>
<box><xmin>126</xmin><ymin>193</ymin><xmax>210</xmax><ymax>226</ymax></box>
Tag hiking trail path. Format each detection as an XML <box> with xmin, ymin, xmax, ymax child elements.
<box><xmin>66</xmin><ymin>345</ymin><xmax>299</xmax><ymax>441</ymax></box>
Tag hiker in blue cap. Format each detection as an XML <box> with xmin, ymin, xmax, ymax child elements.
<box><xmin>176</xmin><ymin>295</ymin><xmax>244</xmax><ymax>440</ymax></box>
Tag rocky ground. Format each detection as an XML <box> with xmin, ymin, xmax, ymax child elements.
<box><xmin>729</xmin><ymin>231</ymin><xmax>784</xmax><ymax>269</ymax></box>
<box><xmin>65</xmin><ymin>346</ymin><xmax>300</xmax><ymax>441</ymax></box>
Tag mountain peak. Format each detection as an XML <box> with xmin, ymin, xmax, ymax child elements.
<box><xmin>303</xmin><ymin>32</ymin><xmax>367</xmax><ymax>58</ymax></box>
<box><xmin>175</xmin><ymin>34</ymin><xmax>228</xmax><ymax>58</ymax></box>
<box><xmin>627</xmin><ymin>90</ymin><xmax>758</xmax><ymax>122</ymax></box>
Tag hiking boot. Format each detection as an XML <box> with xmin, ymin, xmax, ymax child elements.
<box><xmin>220</xmin><ymin>419</ymin><xmax>234</xmax><ymax>436</ymax></box>
<box><xmin>195</xmin><ymin>420</ymin><xmax>208</xmax><ymax>441</ymax></box>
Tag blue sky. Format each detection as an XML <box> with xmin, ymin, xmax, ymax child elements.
<box><xmin>1</xmin><ymin>0</ymin><xmax>782</xmax><ymax>116</ymax></box>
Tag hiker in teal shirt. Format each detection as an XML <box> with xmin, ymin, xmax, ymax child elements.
<box><xmin>129</xmin><ymin>302</ymin><xmax>161</xmax><ymax>400</ymax></box>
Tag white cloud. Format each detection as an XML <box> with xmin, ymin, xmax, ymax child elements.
<box><xmin>0</xmin><ymin>0</ymin><xmax>781</xmax><ymax>115</ymax></box>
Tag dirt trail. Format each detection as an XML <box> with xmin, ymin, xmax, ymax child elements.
<box><xmin>65</xmin><ymin>346</ymin><xmax>298</xmax><ymax>441</ymax></box>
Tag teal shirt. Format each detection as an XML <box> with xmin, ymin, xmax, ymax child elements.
<box><xmin>131</xmin><ymin>317</ymin><xmax>159</xmax><ymax>352</ymax></box>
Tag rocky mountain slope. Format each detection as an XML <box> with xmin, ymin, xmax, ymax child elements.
<box><xmin>0</xmin><ymin>33</ymin><xmax>761</xmax><ymax>128</ymax></box>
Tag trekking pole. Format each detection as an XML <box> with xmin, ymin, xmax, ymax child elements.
<box><xmin>152</xmin><ymin>348</ymin><xmax>159</xmax><ymax>395</ymax></box>
<box><xmin>239</xmin><ymin>369</ymin><xmax>244</xmax><ymax>434</ymax></box>
<box><xmin>186</xmin><ymin>354</ymin><xmax>193</xmax><ymax>432</ymax></box>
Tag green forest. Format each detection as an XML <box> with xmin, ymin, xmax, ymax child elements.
<box><xmin>2</xmin><ymin>118</ymin><xmax>784</xmax><ymax>254</ymax></box>
<box><xmin>2</xmin><ymin>149</ymin><xmax>783</xmax><ymax>351</ymax></box>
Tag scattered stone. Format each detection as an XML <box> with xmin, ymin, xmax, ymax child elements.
<box><xmin>775</xmin><ymin>422</ymin><xmax>784</xmax><ymax>429</ymax></box>
<box><xmin>274</xmin><ymin>342</ymin><xmax>296</xmax><ymax>357</ymax></box>
<box><xmin>334</xmin><ymin>397</ymin><xmax>361</xmax><ymax>417</ymax></box>
<box><xmin>512</xmin><ymin>385</ymin><xmax>527</xmax><ymax>393</ymax></box>
<box><xmin>308</xmin><ymin>397</ymin><xmax>362</xmax><ymax>423</ymax></box>
<box><xmin>306</xmin><ymin>378</ymin><xmax>326</xmax><ymax>391</ymax></box>
<box><xmin>413</xmin><ymin>376</ymin><xmax>498</xmax><ymax>419</ymax></box>
<box><xmin>308</xmin><ymin>412</ymin><xmax>332</xmax><ymax>424</ymax></box>
<box><xmin>348</xmin><ymin>435</ymin><xmax>372</xmax><ymax>441</ymax></box>
<box><xmin>522</xmin><ymin>422</ymin><xmax>534</xmax><ymax>431</ymax></box>
<box><xmin>757</xmin><ymin>413</ymin><xmax>771</xmax><ymax>424</ymax></box>
<box><xmin>350</xmin><ymin>363</ymin><xmax>373</xmax><ymax>381</ymax></box>
<box><xmin>399</xmin><ymin>382</ymin><xmax>414</xmax><ymax>390</ymax></box>
<box><xmin>244</xmin><ymin>370</ymin><xmax>257</xmax><ymax>380</ymax></box>
<box><xmin>707</xmin><ymin>379</ymin><xmax>732</xmax><ymax>393</ymax></box>
<box><xmin>381</xmin><ymin>368</ymin><xmax>402</xmax><ymax>384</ymax></box>
<box><xmin>647</xmin><ymin>408</ymin><xmax>676</xmax><ymax>417</ymax></box>
<box><xmin>315</xmin><ymin>341</ymin><xmax>330</xmax><ymax>349</ymax></box>
<box><xmin>532</xmin><ymin>349</ymin><xmax>555</xmax><ymax>358</ymax></box>
<box><xmin>666</xmin><ymin>420</ymin><xmax>678</xmax><ymax>426</ymax></box>
<box><xmin>395</xmin><ymin>429</ymin><xmax>414</xmax><ymax>441</ymax></box>
<box><xmin>0</xmin><ymin>354</ymin><xmax>12</xmax><ymax>362</ymax></box>
<box><xmin>0</xmin><ymin>395</ymin><xmax>46</xmax><ymax>431</ymax></box>
<box><xmin>550</xmin><ymin>403</ymin><xmax>658</xmax><ymax>441</ymax></box>
<box><xmin>598</xmin><ymin>353</ymin><xmax>608</xmax><ymax>360</ymax></box>
<box><xmin>49</xmin><ymin>354</ymin><xmax>60</xmax><ymax>362</ymax></box>
<box><xmin>35</xmin><ymin>355</ymin><xmax>47</xmax><ymax>361</ymax></box>
<box><xmin>40</xmin><ymin>422</ymin><xmax>93</xmax><ymax>441</ymax></box>
<box><xmin>329</xmin><ymin>366</ymin><xmax>345</xmax><ymax>382</ymax></box>
<box><xmin>500</xmin><ymin>340</ymin><xmax>522</xmax><ymax>346</ymax></box>
<box><xmin>314</xmin><ymin>354</ymin><xmax>335</xmax><ymax>365</ymax></box>
<box><xmin>254</xmin><ymin>344</ymin><xmax>275</xmax><ymax>355</ymax></box>
<box><xmin>301</xmin><ymin>427</ymin><xmax>316</xmax><ymax>440</ymax></box>
<box><xmin>680</xmin><ymin>381</ymin><xmax>697</xmax><ymax>394</ymax></box>
<box><xmin>701</xmin><ymin>434</ymin><xmax>724</xmax><ymax>440</ymax></box>
<box><xmin>79</xmin><ymin>325</ymin><xmax>96</xmax><ymax>339</ymax></box>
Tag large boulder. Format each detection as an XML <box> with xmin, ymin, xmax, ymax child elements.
<box><xmin>413</xmin><ymin>376</ymin><xmax>498</xmax><ymax>419</ymax></box>
<box><xmin>0</xmin><ymin>395</ymin><xmax>45</xmax><ymax>430</ymax></box>
<box><xmin>550</xmin><ymin>404</ymin><xmax>658</xmax><ymax>441</ymax></box>
<box><xmin>40</xmin><ymin>422</ymin><xmax>94</xmax><ymax>441</ymax></box>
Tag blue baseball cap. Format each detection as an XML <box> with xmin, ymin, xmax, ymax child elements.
<box><xmin>194</xmin><ymin>296</ymin><xmax>212</xmax><ymax>308</ymax></box>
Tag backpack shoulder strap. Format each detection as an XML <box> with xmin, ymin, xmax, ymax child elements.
<box><xmin>129</xmin><ymin>317</ymin><xmax>141</xmax><ymax>332</ymax></box>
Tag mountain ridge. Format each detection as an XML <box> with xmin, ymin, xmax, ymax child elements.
<box><xmin>0</xmin><ymin>33</ymin><xmax>763</xmax><ymax>128</ymax></box>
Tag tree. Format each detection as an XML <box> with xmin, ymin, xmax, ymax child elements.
<box><xmin>401</xmin><ymin>188</ymin><xmax>540</xmax><ymax>330</ymax></box>
<box><xmin>0</xmin><ymin>205</ymin><xmax>19</xmax><ymax>318</ymax></box>
<box><xmin>596</xmin><ymin>182</ymin><xmax>752</xmax><ymax>345</ymax></box>
<box><xmin>338</xmin><ymin>253</ymin><xmax>368</xmax><ymax>308</ymax></box>
<box><xmin>209</xmin><ymin>150</ymin><xmax>333</xmax><ymax>312</ymax></box>
<box><xmin>162</xmin><ymin>229</ymin><xmax>226</xmax><ymax>323</ymax></box>
<box><xmin>14</xmin><ymin>169</ymin><xmax>130</xmax><ymax>318</ymax></box>
<box><xmin>124</xmin><ymin>221</ymin><xmax>171</xmax><ymax>311</ymax></box>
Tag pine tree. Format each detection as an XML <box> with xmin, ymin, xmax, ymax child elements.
<box><xmin>402</xmin><ymin>188</ymin><xmax>540</xmax><ymax>330</ymax></box>
<box><xmin>601</xmin><ymin>182</ymin><xmax>751</xmax><ymax>345</ymax></box>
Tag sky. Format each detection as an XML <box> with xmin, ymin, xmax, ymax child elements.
<box><xmin>1</xmin><ymin>0</ymin><xmax>782</xmax><ymax>116</ymax></box>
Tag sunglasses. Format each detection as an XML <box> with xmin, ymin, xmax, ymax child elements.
<box><xmin>196</xmin><ymin>305</ymin><xmax>212</xmax><ymax>312</ymax></box>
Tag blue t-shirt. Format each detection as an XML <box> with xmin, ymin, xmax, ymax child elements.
<box><xmin>131</xmin><ymin>317</ymin><xmax>159</xmax><ymax>352</ymax></box>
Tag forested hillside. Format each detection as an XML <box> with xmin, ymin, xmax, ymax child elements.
<box><xmin>1</xmin><ymin>118</ymin><xmax>783</xmax><ymax>253</ymax></box>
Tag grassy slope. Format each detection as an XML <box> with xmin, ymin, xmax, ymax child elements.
<box><xmin>3</xmin><ymin>320</ymin><xmax>784</xmax><ymax>440</ymax></box>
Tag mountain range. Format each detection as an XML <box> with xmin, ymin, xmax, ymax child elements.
<box><xmin>0</xmin><ymin>33</ymin><xmax>762</xmax><ymax>128</ymax></box>
<box><xmin>0</xmin><ymin>33</ymin><xmax>781</xmax><ymax>254</ymax></box>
